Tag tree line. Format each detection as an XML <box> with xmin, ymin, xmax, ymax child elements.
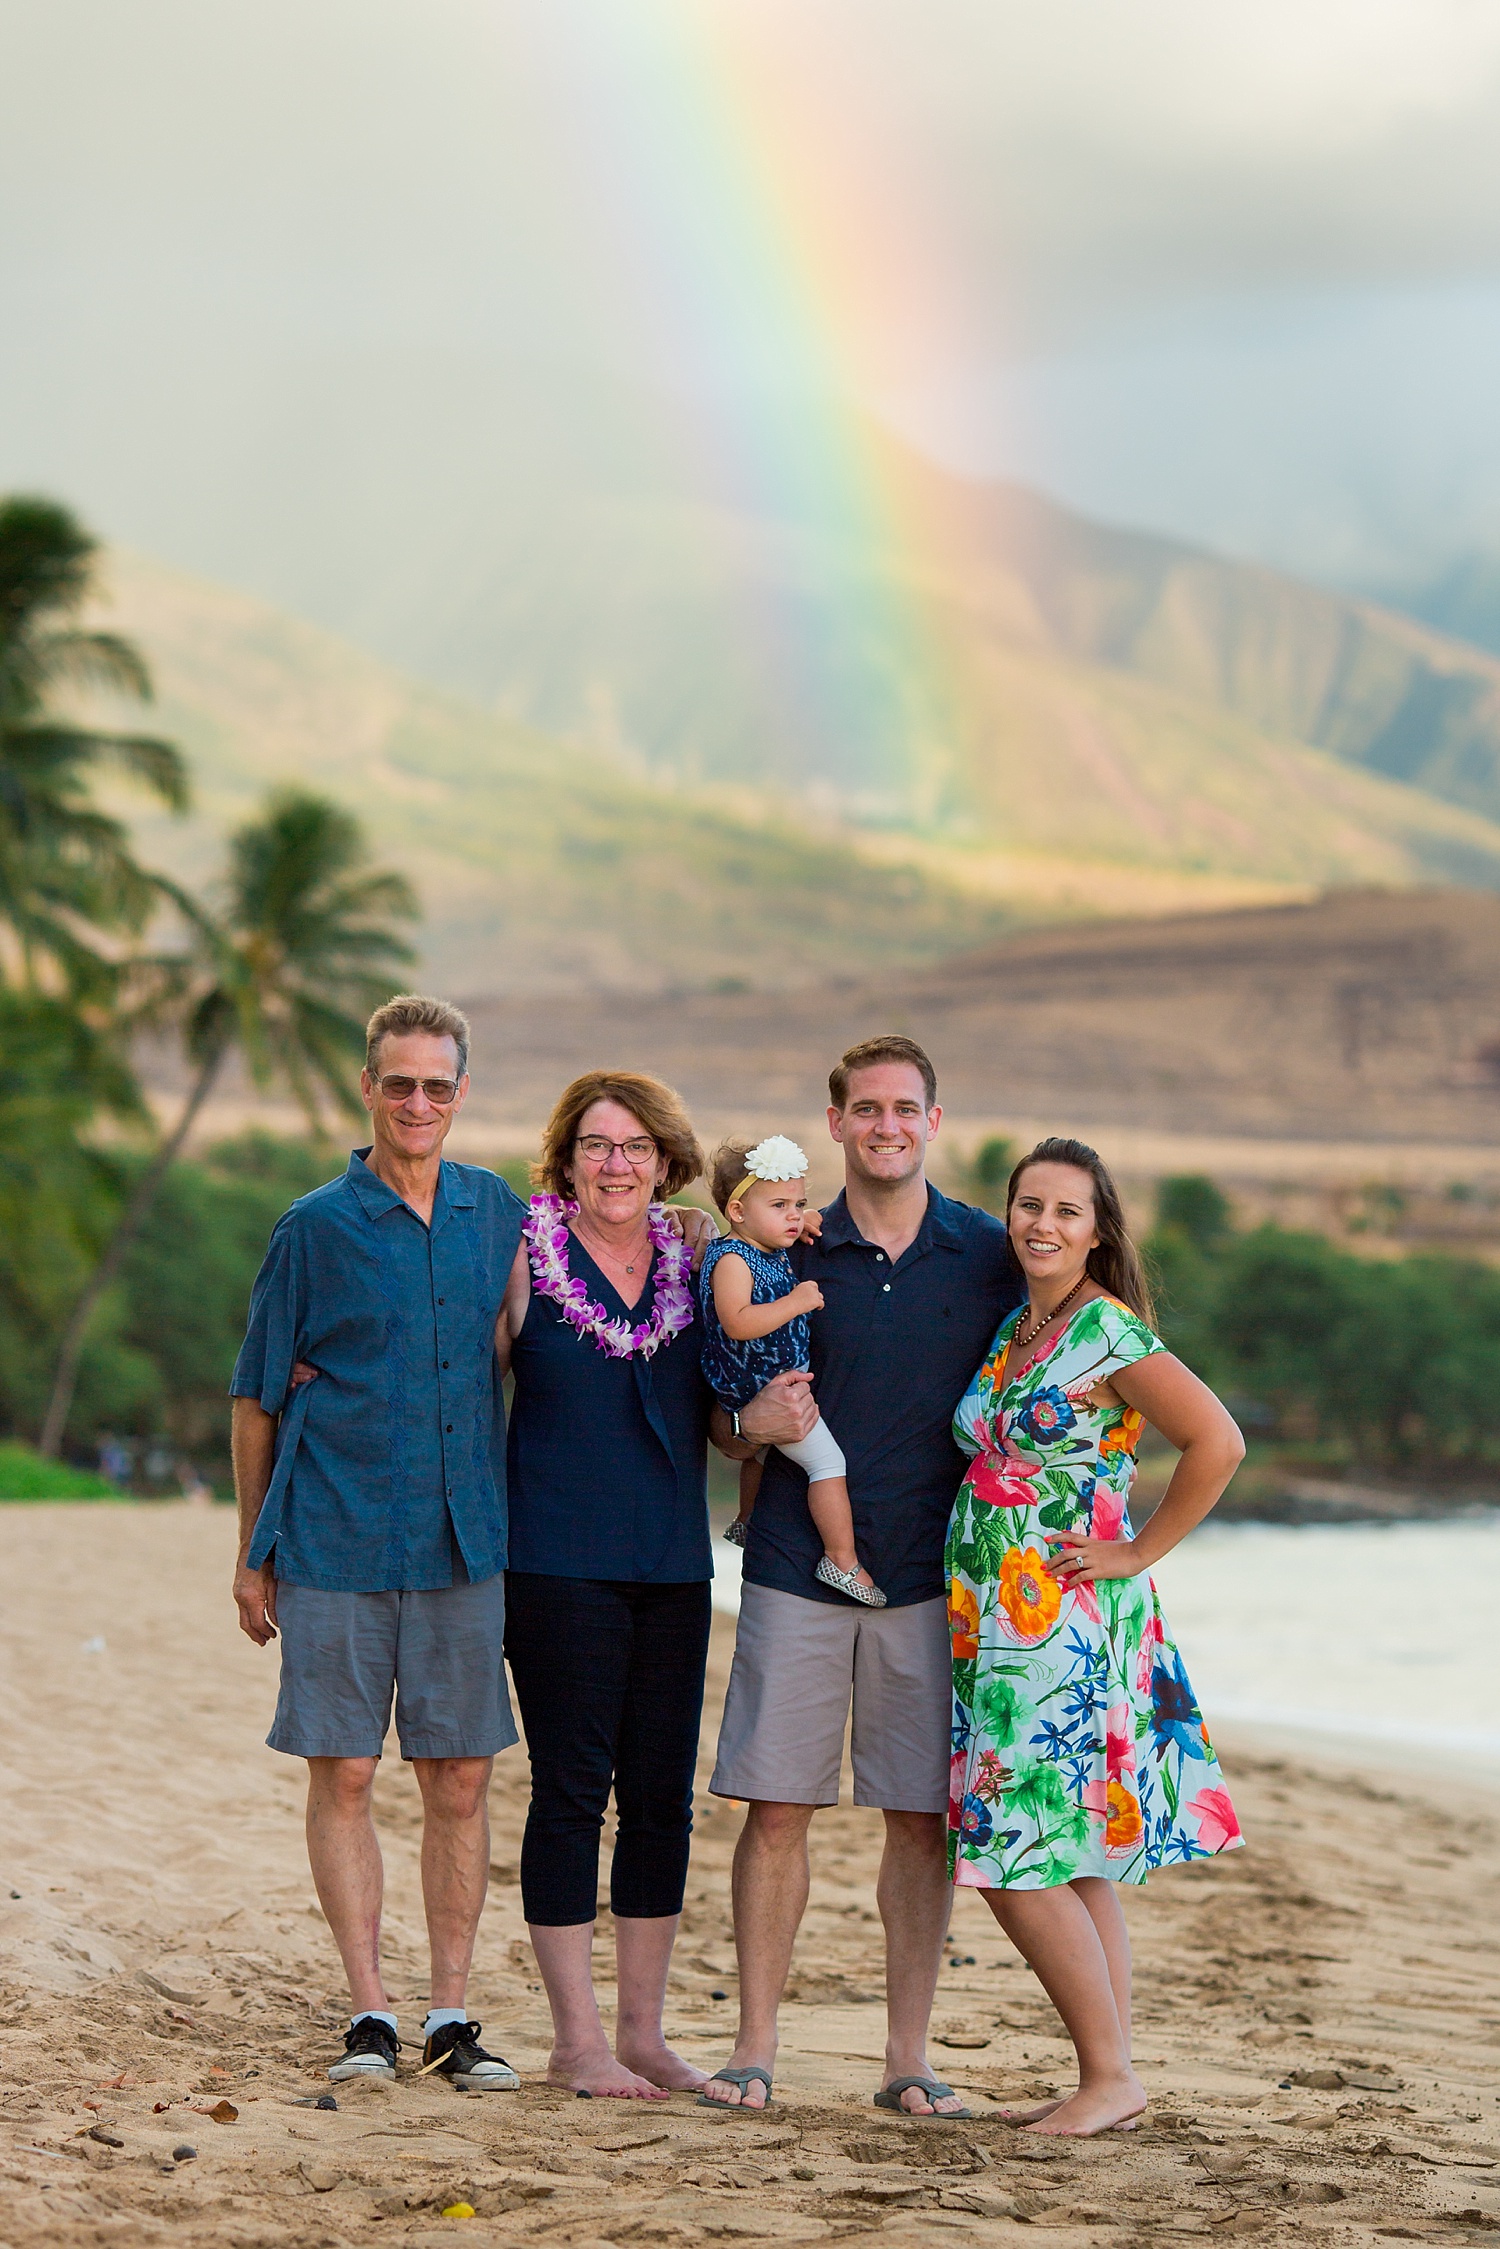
<box><xmin>0</xmin><ymin>495</ymin><xmax>419</xmax><ymax>1474</ymax></box>
<box><xmin>971</xmin><ymin>1144</ymin><xmax>1500</xmax><ymax>1474</ymax></box>
<box><xmin>6</xmin><ymin>495</ymin><xmax>1497</xmax><ymax>1490</ymax></box>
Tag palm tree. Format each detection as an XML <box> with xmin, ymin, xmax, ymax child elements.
<box><xmin>0</xmin><ymin>495</ymin><xmax>188</xmax><ymax>992</ymax></box>
<box><xmin>38</xmin><ymin>787</ymin><xmax>419</xmax><ymax>1455</ymax></box>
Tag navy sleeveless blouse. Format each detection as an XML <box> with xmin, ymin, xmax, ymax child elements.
<box><xmin>505</xmin><ymin>1234</ymin><xmax>713</xmax><ymax>1583</ymax></box>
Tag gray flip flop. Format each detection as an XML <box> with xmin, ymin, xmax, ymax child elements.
<box><xmin>697</xmin><ymin>2065</ymin><xmax>773</xmax><ymax>2111</ymax></box>
<box><xmin>873</xmin><ymin>2075</ymin><xmax>972</xmax><ymax>2119</ymax></box>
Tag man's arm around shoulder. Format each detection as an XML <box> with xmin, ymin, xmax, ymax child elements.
<box><xmin>232</xmin><ymin>1395</ymin><xmax>279</xmax><ymax>1646</ymax></box>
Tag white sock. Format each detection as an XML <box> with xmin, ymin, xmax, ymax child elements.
<box><xmin>423</xmin><ymin>2006</ymin><xmax>467</xmax><ymax>2038</ymax></box>
<box><xmin>351</xmin><ymin>2010</ymin><xmax>398</xmax><ymax>2034</ymax></box>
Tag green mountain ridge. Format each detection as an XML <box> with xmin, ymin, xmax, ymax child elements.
<box><xmin>306</xmin><ymin>415</ymin><xmax>1500</xmax><ymax>840</ymax></box>
<box><xmin>85</xmin><ymin>551</ymin><xmax>1012</xmax><ymax>997</ymax></box>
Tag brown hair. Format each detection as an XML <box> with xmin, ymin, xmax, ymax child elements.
<box><xmin>707</xmin><ymin>1139</ymin><xmax>755</xmax><ymax>1215</ymax></box>
<box><xmin>828</xmin><ymin>1034</ymin><xmax>937</xmax><ymax>1112</ymax></box>
<box><xmin>1007</xmin><ymin>1136</ymin><xmax>1156</xmax><ymax>1326</ymax></box>
<box><xmin>366</xmin><ymin>993</ymin><xmax>471</xmax><ymax>1078</ymax></box>
<box><xmin>533</xmin><ymin>1070</ymin><xmax>704</xmax><ymax>1199</ymax></box>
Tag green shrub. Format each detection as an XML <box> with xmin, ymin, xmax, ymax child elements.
<box><xmin>0</xmin><ymin>1440</ymin><xmax>118</xmax><ymax>1499</ymax></box>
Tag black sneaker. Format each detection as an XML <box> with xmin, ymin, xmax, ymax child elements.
<box><xmin>420</xmin><ymin>2019</ymin><xmax>519</xmax><ymax>2091</ymax></box>
<box><xmin>329</xmin><ymin>2016</ymin><xmax>400</xmax><ymax>2083</ymax></box>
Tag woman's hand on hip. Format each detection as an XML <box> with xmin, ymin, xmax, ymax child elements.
<box><xmin>1046</xmin><ymin>1531</ymin><xmax>1143</xmax><ymax>1586</ymax></box>
<box><xmin>737</xmin><ymin>1368</ymin><xmax>818</xmax><ymax>1448</ymax></box>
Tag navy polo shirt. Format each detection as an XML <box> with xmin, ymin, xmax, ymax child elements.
<box><xmin>230</xmin><ymin>1150</ymin><xmax>524</xmax><ymax>1593</ymax></box>
<box><xmin>745</xmin><ymin>1185</ymin><xmax>1023</xmax><ymax>1609</ymax></box>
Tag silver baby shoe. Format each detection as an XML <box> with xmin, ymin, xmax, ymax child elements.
<box><xmin>815</xmin><ymin>1556</ymin><xmax>888</xmax><ymax>1607</ymax></box>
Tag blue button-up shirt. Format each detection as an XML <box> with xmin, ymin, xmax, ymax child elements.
<box><xmin>230</xmin><ymin>1150</ymin><xmax>525</xmax><ymax>1593</ymax></box>
<box><xmin>745</xmin><ymin>1185</ymin><xmax>1024</xmax><ymax>1609</ymax></box>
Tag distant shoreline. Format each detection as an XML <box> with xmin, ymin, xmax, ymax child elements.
<box><xmin>1142</xmin><ymin>1475</ymin><xmax>1500</xmax><ymax>1528</ymax></box>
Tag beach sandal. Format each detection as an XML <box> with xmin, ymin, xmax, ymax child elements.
<box><xmin>723</xmin><ymin>1519</ymin><xmax>748</xmax><ymax>1547</ymax></box>
<box><xmin>815</xmin><ymin>1556</ymin><xmax>888</xmax><ymax>1607</ymax></box>
<box><xmin>697</xmin><ymin>2065</ymin><xmax>773</xmax><ymax>2111</ymax></box>
<box><xmin>873</xmin><ymin>2076</ymin><xmax>972</xmax><ymax>2119</ymax></box>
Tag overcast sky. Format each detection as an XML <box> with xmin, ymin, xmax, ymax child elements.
<box><xmin>5</xmin><ymin>0</ymin><xmax>1500</xmax><ymax>607</ymax></box>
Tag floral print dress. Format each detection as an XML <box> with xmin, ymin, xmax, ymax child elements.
<box><xmin>946</xmin><ymin>1294</ymin><xmax>1242</xmax><ymax>1890</ymax></box>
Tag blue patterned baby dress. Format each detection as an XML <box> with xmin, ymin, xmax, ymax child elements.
<box><xmin>698</xmin><ymin>1237</ymin><xmax>809</xmax><ymax>1409</ymax></box>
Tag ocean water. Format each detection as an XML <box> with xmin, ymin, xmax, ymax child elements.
<box><xmin>710</xmin><ymin>1515</ymin><xmax>1500</xmax><ymax>1774</ymax></box>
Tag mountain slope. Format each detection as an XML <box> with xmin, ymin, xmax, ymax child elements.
<box><xmin>85</xmin><ymin>552</ymin><xmax>1013</xmax><ymax>997</ymax></box>
<box><xmin>86</xmin><ymin>547</ymin><xmax>1500</xmax><ymax>1002</ymax></box>
<box><xmin>321</xmin><ymin>416</ymin><xmax>1500</xmax><ymax>841</ymax></box>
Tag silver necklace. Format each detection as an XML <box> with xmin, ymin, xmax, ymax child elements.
<box><xmin>579</xmin><ymin>1225</ymin><xmax>649</xmax><ymax>1278</ymax></box>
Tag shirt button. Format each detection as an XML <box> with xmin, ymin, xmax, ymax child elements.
<box><xmin>875</xmin><ymin>1252</ymin><xmax>884</xmax><ymax>1261</ymax></box>
<box><xmin>442</xmin><ymin>1360</ymin><xmax>449</xmax><ymax>1368</ymax></box>
<box><xmin>882</xmin><ymin>1283</ymin><xmax>891</xmax><ymax>1293</ymax></box>
<box><xmin>446</xmin><ymin>1423</ymin><xmax>454</xmax><ymax>1432</ymax></box>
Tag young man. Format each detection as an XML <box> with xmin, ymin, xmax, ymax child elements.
<box><xmin>231</xmin><ymin>994</ymin><xmax>524</xmax><ymax>2090</ymax></box>
<box><xmin>703</xmin><ymin>1035</ymin><xmax>1024</xmax><ymax>2116</ymax></box>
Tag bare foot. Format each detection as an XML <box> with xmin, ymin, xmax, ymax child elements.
<box><xmin>699</xmin><ymin>2060</ymin><xmax>773</xmax><ymax>2110</ymax></box>
<box><xmin>1021</xmin><ymin>2071</ymin><xmax>1146</xmax><ymax>2136</ymax></box>
<box><xmin>616</xmin><ymin>2038</ymin><xmax>708</xmax><ymax>2093</ymax></box>
<box><xmin>547</xmin><ymin>2048</ymin><xmax>669</xmax><ymax>2100</ymax></box>
<box><xmin>1000</xmin><ymin>2098</ymin><xmax>1139</xmax><ymax>2131</ymax></box>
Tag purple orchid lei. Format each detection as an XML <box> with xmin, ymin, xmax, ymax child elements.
<box><xmin>523</xmin><ymin>1193</ymin><xmax>696</xmax><ymax>1360</ymax></box>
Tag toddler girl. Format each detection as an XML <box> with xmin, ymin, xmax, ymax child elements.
<box><xmin>699</xmin><ymin>1135</ymin><xmax>885</xmax><ymax>1607</ymax></box>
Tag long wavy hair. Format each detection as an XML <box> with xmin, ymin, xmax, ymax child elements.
<box><xmin>1006</xmin><ymin>1136</ymin><xmax>1155</xmax><ymax>1326</ymax></box>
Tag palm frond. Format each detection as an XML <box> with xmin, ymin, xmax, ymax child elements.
<box><xmin>30</xmin><ymin>629</ymin><xmax>153</xmax><ymax>704</ymax></box>
<box><xmin>3</xmin><ymin>722</ymin><xmax>188</xmax><ymax>812</ymax></box>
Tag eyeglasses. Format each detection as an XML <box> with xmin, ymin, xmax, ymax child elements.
<box><xmin>574</xmin><ymin>1134</ymin><xmax>658</xmax><ymax>1166</ymax></box>
<box><xmin>375</xmin><ymin>1074</ymin><xmax>462</xmax><ymax>1106</ymax></box>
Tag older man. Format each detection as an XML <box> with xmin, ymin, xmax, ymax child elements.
<box><xmin>703</xmin><ymin>1035</ymin><xmax>1024</xmax><ymax>2117</ymax></box>
<box><xmin>231</xmin><ymin>993</ymin><xmax>525</xmax><ymax>2090</ymax></box>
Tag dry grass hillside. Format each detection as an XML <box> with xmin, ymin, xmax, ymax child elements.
<box><xmin>78</xmin><ymin>549</ymin><xmax>1500</xmax><ymax>1005</ymax></box>
<box><xmin>453</xmin><ymin>888</ymin><xmax>1500</xmax><ymax>1151</ymax></box>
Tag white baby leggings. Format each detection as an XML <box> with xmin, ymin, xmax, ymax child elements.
<box><xmin>774</xmin><ymin>1416</ymin><xmax>846</xmax><ymax>1484</ymax></box>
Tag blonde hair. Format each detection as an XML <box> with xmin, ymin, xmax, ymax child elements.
<box><xmin>533</xmin><ymin>1070</ymin><xmax>704</xmax><ymax>1199</ymax></box>
<box><xmin>366</xmin><ymin>993</ymin><xmax>470</xmax><ymax>1078</ymax></box>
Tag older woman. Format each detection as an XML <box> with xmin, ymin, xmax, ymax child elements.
<box><xmin>496</xmin><ymin>1070</ymin><xmax>717</xmax><ymax>2100</ymax></box>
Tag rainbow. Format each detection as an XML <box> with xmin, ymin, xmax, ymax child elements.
<box><xmin>539</xmin><ymin>2</ymin><xmax>997</xmax><ymax>824</ymax></box>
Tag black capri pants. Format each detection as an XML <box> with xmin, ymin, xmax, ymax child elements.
<box><xmin>504</xmin><ymin>1573</ymin><xmax>712</xmax><ymax>1926</ymax></box>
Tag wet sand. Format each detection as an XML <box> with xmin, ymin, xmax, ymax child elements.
<box><xmin>0</xmin><ymin>1504</ymin><xmax>1495</xmax><ymax>2246</ymax></box>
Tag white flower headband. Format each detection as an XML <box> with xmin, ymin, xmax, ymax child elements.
<box><xmin>729</xmin><ymin>1134</ymin><xmax>809</xmax><ymax>1205</ymax></box>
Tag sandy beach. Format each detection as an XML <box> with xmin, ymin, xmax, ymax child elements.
<box><xmin>0</xmin><ymin>1505</ymin><xmax>1495</xmax><ymax>2248</ymax></box>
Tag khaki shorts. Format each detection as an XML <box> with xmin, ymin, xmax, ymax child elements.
<box><xmin>710</xmin><ymin>1585</ymin><xmax>950</xmax><ymax>1813</ymax></box>
<box><xmin>268</xmin><ymin>1574</ymin><xmax>517</xmax><ymax>1762</ymax></box>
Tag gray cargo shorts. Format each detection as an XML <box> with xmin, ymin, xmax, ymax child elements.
<box><xmin>267</xmin><ymin>1573</ymin><xmax>518</xmax><ymax>1762</ymax></box>
<box><xmin>710</xmin><ymin>1584</ymin><xmax>950</xmax><ymax>1812</ymax></box>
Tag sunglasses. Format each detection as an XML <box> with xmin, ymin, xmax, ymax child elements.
<box><xmin>375</xmin><ymin>1074</ymin><xmax>462</xmax><ymax>1106</ymax></box>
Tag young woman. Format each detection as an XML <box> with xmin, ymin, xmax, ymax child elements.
<box><xmin>946</xmin><ymin>1137</ymin><xmax>1245</xmax><ymax>2136</ymax></box>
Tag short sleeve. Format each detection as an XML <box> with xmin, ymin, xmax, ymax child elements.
<box><xmin>1091</xmin><ymin>1297</ymin><xmax>1165</xmax><ymax>1376</ymax></box>
<box><xmin>229</xmin><ymin>1212</ymin><xmax>301</xmax><ymax>1412</ymax></box>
